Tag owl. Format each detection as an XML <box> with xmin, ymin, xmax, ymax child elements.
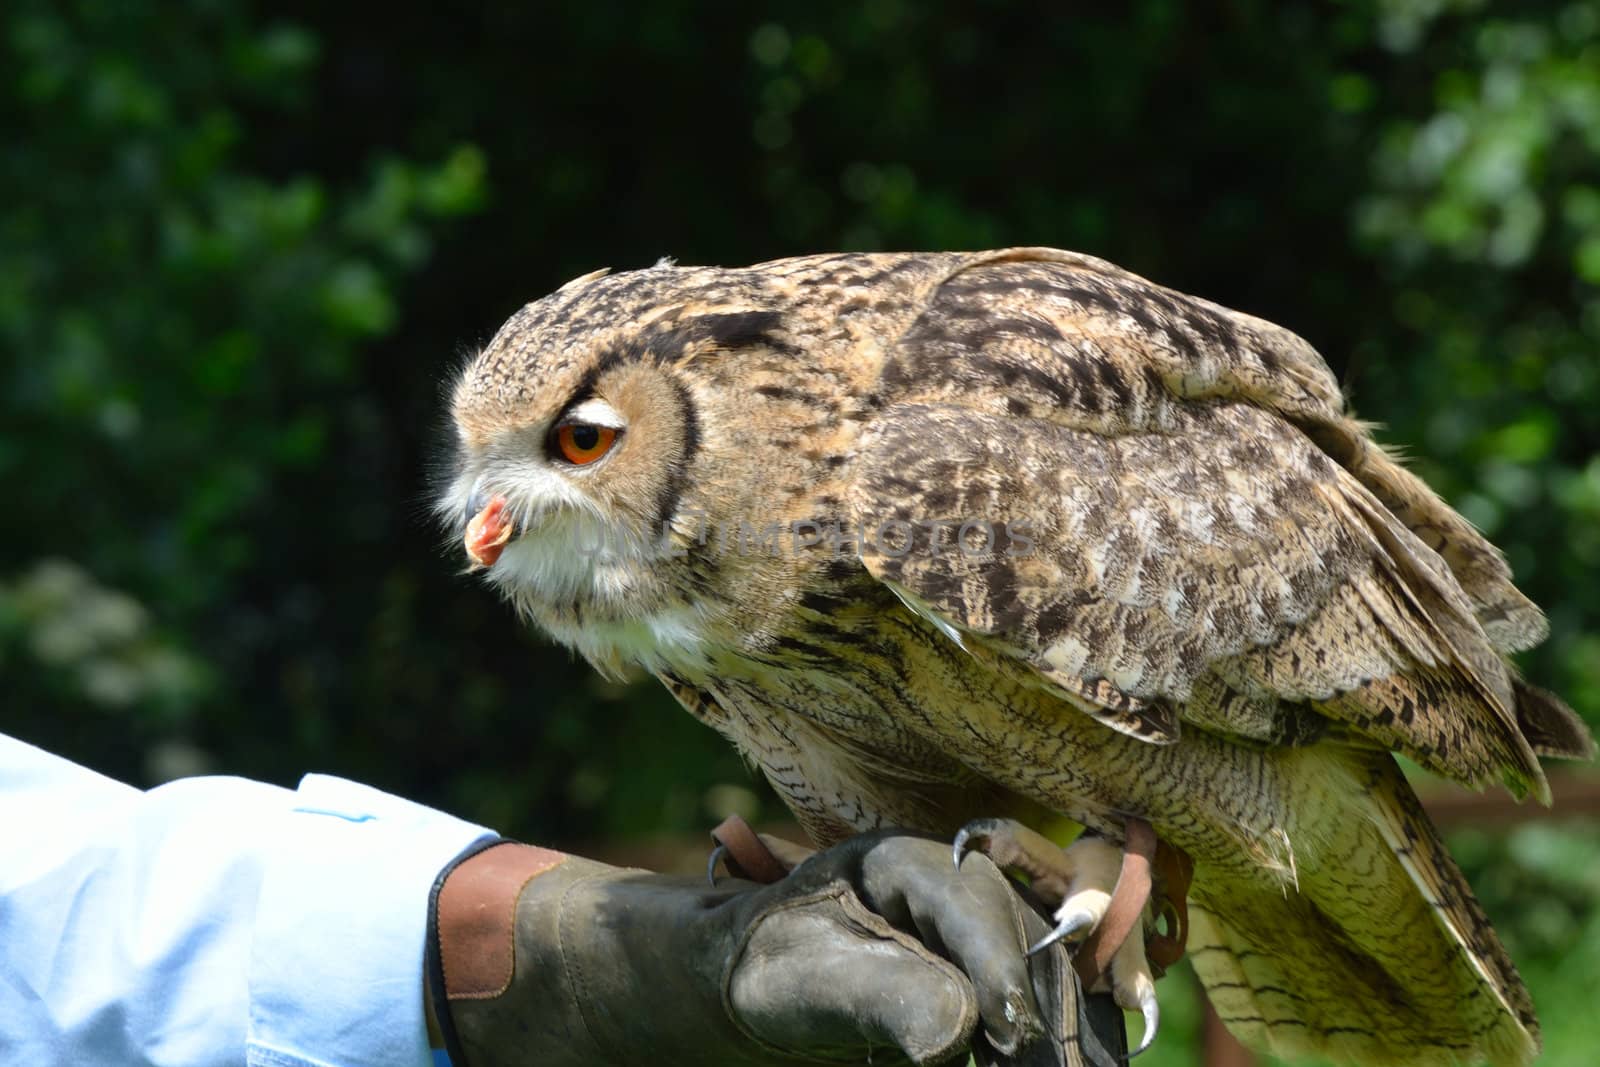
<box><xmin>438</xmin><ymin>248</ymin><xmax>1593</xmax><ymax>1065</ymax></box>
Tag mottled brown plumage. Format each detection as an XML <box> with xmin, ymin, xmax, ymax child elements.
<box><xmin>440</xmin><ymin>248</ymin><xmax>1593</xmax><ymax>1065</ymax></box>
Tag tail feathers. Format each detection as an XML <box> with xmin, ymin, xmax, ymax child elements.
<box><xmin>1362</xmin><ymin>754</ymin><xmax>1539</xmax><ymax>1048</ymax></box>
<box><xmin>1514</xmin><ymin>680</ymin><xmax>1597</xmax><ymax>761</ymax></box>
<box><xmin>1188</xmin><ymin>752</ymin><xmax>1538</xmax><ymax>1066</ymax></box>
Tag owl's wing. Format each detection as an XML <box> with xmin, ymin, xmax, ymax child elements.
<box><xmin>842</xmin><ymin>251</ymin><xmax>1570</xmax><ymax>799</ymax></box>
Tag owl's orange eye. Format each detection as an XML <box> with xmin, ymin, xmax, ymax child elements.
<box><xmin>553</xmin><ymin>422</ymin><xmax>618</xmax><ymax>465</ymax></box>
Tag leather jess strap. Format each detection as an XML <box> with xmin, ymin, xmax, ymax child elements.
<box><xmin>710</xmin><ymin>815</ymin><xmax>791</xmax><ymax>884</ymax></box>
<box><xmin>709</xmin><ymin>815</ymin><xmax>1193</xmax><ymax>990</ymax></box>
<box><xmin>1145</xmin><ymin>832</ymin><xmax>1195</xmax><ymax>973</ymax></box>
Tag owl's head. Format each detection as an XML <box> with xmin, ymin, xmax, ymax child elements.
<box><xmin>436</xmin><ymin>260</ymin><xmax>822</xmax><ymax>665</ymax></box>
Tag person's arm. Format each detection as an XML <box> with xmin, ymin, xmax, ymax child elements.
<box><xmin>0</xmin><ymin>734</ymin><xmax>492</xmax><ymax>1067</ymax></box>
<box><xmin>2</xmin><ymin>733</ymin><xmax>1114</xmax><ymax>1066</ymax></box>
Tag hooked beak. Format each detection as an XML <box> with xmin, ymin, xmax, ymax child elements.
<box><xmin>464</xmin><ymin>491</ymin><xmax>520</xmax><ymax>569</ymax></box>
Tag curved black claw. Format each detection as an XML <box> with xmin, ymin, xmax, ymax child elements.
<box><xmin>1027</xmin><ymin>909</ymin><xmax>1095</xmax><ymax>957</ymax></box>
<box><xmin>951</xmin><ymin>817</ymin><xmax>1018</xmax><ymax>870</ymax></box>
<box><xmin>706</xmin><ymin>843</ymin><xmax>727</xmax><ymax>887</ymax></box>
<box><xmin>1129</xmin><ymin>988</ymin><xmax>1159</xmax><ymax>1058</ymax></box>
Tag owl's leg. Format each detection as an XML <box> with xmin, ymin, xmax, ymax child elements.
<box><xmin>954</xmin><ymin>817</ymin><xmax>1161</xmax><ymax>1056</ymax></box>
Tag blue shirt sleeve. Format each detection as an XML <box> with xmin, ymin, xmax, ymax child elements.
<box><xmin>0</xmin><ymin>734</ymin><xmax>494</xmax><ymax>1067</ymax></box>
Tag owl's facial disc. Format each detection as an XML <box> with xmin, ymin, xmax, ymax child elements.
<box><xmin>451</xmin><ymin>385</ymin><xmax>688</xmax><ymax>621</ymax></box>
<box><xmin>447</xmin><ymin>342</ymin><xmax>704</xmax><ymax>638</ymax></box>
<box><xmin>459</xmin><ymin>396</ymin><xmax>629</xmax><ymax>569</ymax></box>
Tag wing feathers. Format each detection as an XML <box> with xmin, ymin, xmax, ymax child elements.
<box><xmin>848</xmin><ymin>398</ymin><xmax>1555</xmax><ymax>798</ymax></box>
<box><xmin>1317</xmin><ymin>478</ymin><xmax>1545</xmax><ymax>800</ymax></box>
<box><xmin>1301</xmin><ymin>419</ymin><xmax>1549</xmax><ymax>653</ymax></box>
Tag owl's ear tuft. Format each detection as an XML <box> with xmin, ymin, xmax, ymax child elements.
<box><xmin>692</xmin><ymin>310</ymin><xmax>794</xmax><ymax>355</ymax></box>
<box><xmin>610</xmin><ymin>310</ymin><xmax>793</xmax><ymax>371</ymax></box>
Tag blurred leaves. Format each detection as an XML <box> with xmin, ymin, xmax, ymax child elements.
<box><xmin>1360</xmin><ymin>1</ymin><xmax>1600</xmax><ymax>269</ymax></box>
<box><xmin>0</xmin><ymin>1</ymin><xmax>486</xmax><ymax>785</ymax></box>
<box><xmin>0</xmin><ymin>559</ymin><xmax>205</xmax><ymax>716</ymax></box>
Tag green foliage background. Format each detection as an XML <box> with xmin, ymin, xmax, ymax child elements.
<box><xmin>3</xmin><ymin>1</ymin><xmax>1597</xmax><ymax>1062</ymax></box>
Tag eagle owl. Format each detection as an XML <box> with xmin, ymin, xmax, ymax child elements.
<box><xmin>439</xmin><ymin>248</ymin><xmax>1593</xmax><ymax>1065</ymax></box>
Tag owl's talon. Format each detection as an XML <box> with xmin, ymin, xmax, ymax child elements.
<box><xmin>1027</xmin><ymin>909</ymin><xmax>1095</xmax><ymax>956</ymax></box>
<box><xmin>950</xmin><ymin>817</ymin><xmax>1076</xmax><ymax>891</ymax></box>
<box><xmin>706</xmin><ymin>843</ymin><xmax>727</xmax><ymax>886</ymax></box>
<box><xmin>954</xmin><ymin>818</ymin><xmax>1173</xmax><ymax>1055</ymax></box>
<box><xmin>1130</xmin><ymin>984</ymin><xmax>1159</xmax><ymax>1058</ymax></box>
<box><xmin>951</xmin><ymin>825</ymin><xmax>977</xmax><ymax>870</ymax></box>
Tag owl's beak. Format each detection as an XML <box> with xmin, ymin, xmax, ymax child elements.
<box><xmin>464</xmin><ymin>492</ymin><xmax>520</xmax><ymax>568</ymax></box>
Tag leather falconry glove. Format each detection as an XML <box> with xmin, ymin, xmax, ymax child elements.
<box><xmin>427</xmin><ymin>831</ymin><xmax>1126</xmax><ymax>1067</ymax></box>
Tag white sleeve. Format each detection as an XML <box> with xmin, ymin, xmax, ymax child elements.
<box><xmin>0</xmin><ymin>734</ymin><xmax>494</xmax><ymax>1067</ymax></box>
